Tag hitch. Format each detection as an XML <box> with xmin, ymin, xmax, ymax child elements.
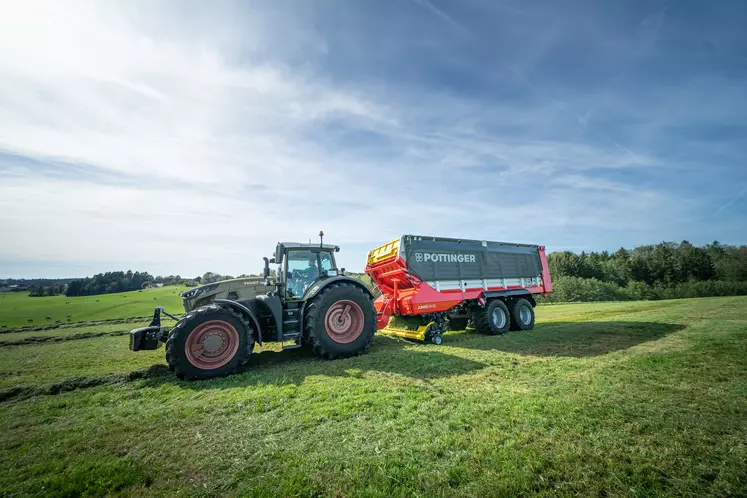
<box><xmin>149</xmin><ymin>306</ymin><xmax>181</xmax><ymax>326</ymax></box>
<box><xmin>129</xmin><ymin>307</ymin><xmax>179</xmax><ymax>352</ymax></box>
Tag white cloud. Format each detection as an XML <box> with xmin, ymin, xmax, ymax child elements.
<box><xmin>0</xmin><ymin>0</ymin><xmax>733</xmax><ymax>278</ymax></box>
<box><xmin>0</xmin><ymin>1</ymin><xmax>390</xmax><ymax>188</ymax></box>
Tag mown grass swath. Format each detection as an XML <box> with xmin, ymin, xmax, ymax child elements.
<box><xmin>0</xmin><ymin>296</ymin><xmax>745</xmax><ymax>496</ymax></box>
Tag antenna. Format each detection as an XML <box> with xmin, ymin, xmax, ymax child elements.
<box><xmin>319</xmin><ymin>230</ymin><xmax>324</xmax><ymax>248</ymax></box>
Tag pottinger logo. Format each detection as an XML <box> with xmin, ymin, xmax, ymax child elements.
<box><xmin>413</xmin><ymin>252</ymin><xmax>477</xmax><ymax>263</ymax></box>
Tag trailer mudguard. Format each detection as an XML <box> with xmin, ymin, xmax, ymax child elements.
<box><xmin>482</xmin><ymin>289</ymin><xmax>537</xmax><ymax>307</ymax></box>
<box><xmin>303</xmin><ymin>276</ymin><xmax>375</xmax><ymax>301</ymax></box>
<box><xmin>213</xmin><ymin>299</ymin><xmax>264</xmax><ymax>345</ymax></box>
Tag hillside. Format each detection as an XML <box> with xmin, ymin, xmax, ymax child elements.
<box><xmin>0</xmin><ymin>286</ymin><xmax>186</xmax><ymax>329</ymax></box>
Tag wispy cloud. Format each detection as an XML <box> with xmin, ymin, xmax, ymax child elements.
<box><xmin>637</xmin><ymin>6</ymin><xmax>669</xmax><ymax>49</ymax></box>
<box><xmin>0</xmin><ymin>0</ymin><xmax>745</xmax><ymax>278</ymax></box>
<box><xmin>715</xmin><ymin>187</ymin><xmax>747</xmax><ymax>217</ymax></box>
<box><xmin>408</xmin><ymin>0</ymin><xmax>471</xmax><ymax>36</ymax></box>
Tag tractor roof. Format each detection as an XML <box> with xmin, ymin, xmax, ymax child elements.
<box><xmin>280</xmin><ymin>242</ymin><xmax>340</xmax><ymax>251</ymax></box>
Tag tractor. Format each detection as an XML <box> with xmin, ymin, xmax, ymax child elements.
<box><xmin>129</xmin><ymin>232</ymin><xmax>376</xmax><ymax>380</ymax></box>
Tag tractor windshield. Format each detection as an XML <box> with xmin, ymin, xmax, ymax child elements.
<box><xmin>285</xmin><ymin>249</ymin><xmax>334</xmax><ymax>299</ymax></box>
<box><xmin>319</xmin><ymin>251</ymin><xmax>333</xmax><ymax>272</ymax></box>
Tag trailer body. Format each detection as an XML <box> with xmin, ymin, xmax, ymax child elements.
<box><xmin>365</xmin><ymin>235</ymin><xmax>552</xmax><ymax>341</ymax></box>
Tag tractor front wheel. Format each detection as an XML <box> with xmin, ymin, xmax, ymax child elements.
<box><xmin>166</xmin><ymin>305</ymin><xmax>252</xmax><ymax>380</ymax></box>
<box><xmin>304</xmin><ymin>283</ymin><xmax>375</xmax><ymax>359</ymax></box>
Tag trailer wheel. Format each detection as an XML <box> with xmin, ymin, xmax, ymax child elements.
<box><xmin>473</xmin><ymin>299</ymin><xmax>510</xmax><ymax>335</ymax></box>
<box><xmin>509</xmin><ymin>298</ymin><xmax>535</xmax><ymax>331</ymax></box>
<box><xmin>304</xmin><ymin>283</ymin><xmax>376</xmax><ymax>360</ymax></box>
<box><xmin>166</xmin><ymin>305</ymin><xmax>253</xmax><ymax>380</ymax></box>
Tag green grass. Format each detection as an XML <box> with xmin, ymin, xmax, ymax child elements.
<box><xmin>0</xmin><ymin>322</ymin><xmax>145</xmax><ymax>343</ymax></box>
<box><xmin>1</xmin><ymin>296</ymin><xmax>746</xmax><ymax>496</ymax></box>
<box><xmin>0</xmin><ymin>286</ymin><xmax>186</xmax><ymax>328</ymax></box>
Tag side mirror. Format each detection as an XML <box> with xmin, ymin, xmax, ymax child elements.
<box><xmin>263</xmin><ymin>257</ymin><xmax>270</xmax><ymax>279</ymax></box>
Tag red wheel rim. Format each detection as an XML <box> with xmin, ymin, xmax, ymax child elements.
<box><xmin>184</xmin><ymin>320</ymin><xmax>240</xmax><ymax>370</ymax></box>
<box><xmin>324</xmin><ymin>300</ymin><xmax>364</xmax><ymax>344</ymax></box>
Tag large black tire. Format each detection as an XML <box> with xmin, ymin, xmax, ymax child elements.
<box><xmin>166</xmin><ymin>304</ymin><xmax>253</xmax><ymax>380</ymax></box>
<box><xmin>509</xmin><ymin>298</ymin><xmax>535</xmax><ymax>331</ymax></box>
<box><xmin>472</xmin><ymin>299</ymin><xmax>510</xmax><ymax>335</ymax></box>
<box><xmin>304</xmin><ymin>283</ymin><xmax>376</xmax><ymax>360</ymax></box>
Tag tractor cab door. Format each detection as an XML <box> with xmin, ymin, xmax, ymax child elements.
<box><xmin>283</xmin><ymin>249</ymin><xmax>336</xmax><ymax>300</ymax></box>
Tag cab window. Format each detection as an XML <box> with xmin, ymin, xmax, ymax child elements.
<box><xmin>319</xmin><ymin>251</ymin><xmax>334</xmax><ymax>271</ymax></box>
<box><xmin>285</xmin><ymin>250</ymin><xmax>335</xmax><ymax>299</ymax></box>
<box><xmin>287</xmin><ymin>250</ymin><xmax>315</xmax><ymax>275</ymax></box>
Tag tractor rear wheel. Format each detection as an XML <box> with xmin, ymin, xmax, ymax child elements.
<box><xmin>166</xmin><ymin>304</ymin><xmax>253</xmax><ymax>380</ymax></box>
<box><xmin>304</xmin><ymin>283</ymin><xmax>375</xmax><ymax>359</ymax></box>
<box><xmin>509</xmin><ymin>298</ymin><xmax>535</xmax><ymax>331</ymax></box>
<box><xmin>472</xmin><ymin>299</ymin><xmax>510</xmax><ymax>335</ymax></box>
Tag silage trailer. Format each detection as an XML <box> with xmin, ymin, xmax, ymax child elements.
<box><xmin>365</xmin><ymin>235</ymin><xmax>552</xmax><ymax>344</ymax></box>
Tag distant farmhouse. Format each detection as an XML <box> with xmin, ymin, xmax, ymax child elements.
<box><xmin>0</xmin><ymin>285</ymin><xmax>30</xmax><ymax>293</ymax></box>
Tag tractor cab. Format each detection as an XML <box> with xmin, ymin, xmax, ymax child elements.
<box><xmin>271</xmin><ymin>241</ymin><xmax>341</xmax><ymax>300</ymax></box>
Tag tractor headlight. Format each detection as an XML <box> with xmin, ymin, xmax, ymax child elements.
<box><xmin>180</xmin><ymin>288</ymin><xmax>202</xmax><ymax>299</ymax></box>
<box><xmin>180</xmin><ymin>283</ymin><xmax>218</xmax><ymax>300</ymax></box>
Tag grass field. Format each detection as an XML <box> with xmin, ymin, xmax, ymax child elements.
<box><xmin>0</xmin><ymin>286</ymin><xmax>186</xmax><ymax>329</ymax></box>
<box><xmin>0</xmin><ymin>296</ymin><xmax>745</xmax><ymax>496</ymax></box>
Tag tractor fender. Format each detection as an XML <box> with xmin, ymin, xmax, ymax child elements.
<box><xmin>303</xmin><ymin>276</ymin><xmax>375</xmax><ymax>301</ymax></box>
<box><xmin>481</xmin><ymin>289</ymin><xmax>537</xmax><ymax>307</ymax></box>
<box><xmin>255</xmin><ymin>294</ymin><xmax>283</xmax><ymax>341</ymax></box>
<box><xmin>213</xmin><ymin>299</ymin><xmax>264</xmax><ymax>345</ymax></box>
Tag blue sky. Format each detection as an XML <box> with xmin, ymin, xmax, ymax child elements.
<box><xmin>0</xmin><ymin>0</ymin><xmax>745</xmax><ymax>278</ymax></box>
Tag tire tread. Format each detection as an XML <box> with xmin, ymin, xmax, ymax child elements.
<box><xmin>472</xmin><ymin>299</ymin><xmax>510</xmax><ymax>335</ymax></box>
<box><xmin>304</xmin><ymin>283</ymin><xmax>375</xmax><ymax>360</ymax></box>
<box><xmin>509</xmin><ymin>298</ymin><xmax>535</xmax><ymax>331</ymax></box>
<box><xmin>165</xmin><ymin>304</ymin><xmax>252</xmax><ymax>380</ymax></box>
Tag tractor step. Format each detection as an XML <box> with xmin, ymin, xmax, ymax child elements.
<box><xmin>283</xmin><ymin>318</ymin><xmax>300</xmax><ymax>335</ymax></box>
<box><xmin>281</xmin><ymin>332</ymin><xmax>302</xmax><ymax>350</ymax></box>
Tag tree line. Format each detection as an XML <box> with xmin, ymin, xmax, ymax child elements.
<box><xmin>62</xmin><ymin>271</ymin><xmax>268</xmax><ymax>297</ymax></box>
<box><xmin>65</xmin><ymin>271</ymin><xmax>157</xmax><ymax>296</ymax></box>
<box><xmin>21</xmin><ymin>270</ymin><xmax>260</xmax><ymax>298</ymax></box>
<box><xmin>539</xmin><ymin>241</ymin><xmax>747</xmax><ymax>303</ymax></box>
<box><xmin>28</xmin><ymin>283</ymin><xmax>67</xmax><ymax>297</ymax></box>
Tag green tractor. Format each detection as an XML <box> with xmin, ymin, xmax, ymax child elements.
<box><xmin>129</xmin><ymin>232</ymin><xmax>376</xmax><ymax>380</ymax></box>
